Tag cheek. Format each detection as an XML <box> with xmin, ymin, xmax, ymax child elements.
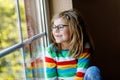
<box><xmin>63</xmin><ymin>29</ymin><xmax>71</xmax><ymax>39</ymax></box>
<box><xmin>52</xmin><ymin>32</ymin><xmax>55</xmax><ymax>39</ymax></box>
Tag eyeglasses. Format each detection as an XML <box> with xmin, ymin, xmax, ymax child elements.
<box><xmin>51</xmin><ymin>24</ymin><xmax>68</xmax><ymax>31</ymax></box>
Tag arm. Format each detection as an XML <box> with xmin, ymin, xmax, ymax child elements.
<box><xmin>45</xmin><ymin>47</ymin><xmax>58</xmax><ymax>80</ymax></box>
<box><xmin>74</xmin><ymin>43</ymin><xmax>91</xmax><ymax>80</ymax></box>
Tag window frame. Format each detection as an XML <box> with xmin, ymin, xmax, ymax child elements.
<box><xmin>0</xmin><ymin>0</ymin><xmax>50</xmax><ymax>80</ymax></box>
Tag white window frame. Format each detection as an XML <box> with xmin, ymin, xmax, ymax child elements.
<box><xmin>0</xmin><ymin>0</ymin><xmax>50</xmax><ymax>80</ymax></box>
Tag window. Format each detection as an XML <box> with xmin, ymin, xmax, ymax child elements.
<box><xmin>0</xmin><ymin>0</ymin><xmax>50</xmax><ymax>80</ymax></box>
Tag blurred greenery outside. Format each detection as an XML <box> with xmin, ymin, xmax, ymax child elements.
<box><xmin>0</xmin><ymin>0</ymin><xmax>27</xmax><ymax>79</ymax></box>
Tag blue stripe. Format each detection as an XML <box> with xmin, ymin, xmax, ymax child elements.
<box><xmin>46</xmin><ymin>68</ymin><xmax>57</xmax><ymax>73</ymax></box>
<box><xmin>78</xmin><ymin>58</ymin><xmax>89</xmax><ymax>63</ymax></box>
<box><xmin>37</xmin><ymin>68</ymin><xmax>44</xmax><ymax>73</ymax></box>
<box><xmin>57</xmin><ymin>68</ymin><xmax>76</xmax><ymax>74</ymax></box>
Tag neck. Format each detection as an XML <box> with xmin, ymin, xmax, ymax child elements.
<box><xmin>61</xmin><ymin>43</ymin><xmax>69</xmax><ymax>50</ymax></box>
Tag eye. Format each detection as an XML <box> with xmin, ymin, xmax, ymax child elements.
<box><xmin>52</xmin><ymin>25</ymin><xmax>56</xmax><ymax>29</ymax></box>
<box><xmin>51</xmin><ymin>24</ymin><xmax>68</xmax><ymax>31</ymax></box>
<box><xmin>59</xmin><ymin>25</ymin><xmax>64</xmax><ymax>29</ymax></box>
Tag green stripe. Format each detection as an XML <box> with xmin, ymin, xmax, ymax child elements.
<box><xmin>58</xmin><ymin>72</ymin><xmax>76</xmax><ymax>77</ymax></box>
<box><xmin>47</xmin><ymin>47</ymin><xmax>70</xmax><ymax>58</ymax></box>
<box><xmin>47</xmin><ymin>47</ymin><xmax>57</xmax><ymax>58</ymax></box>
<box><xmin>77</xmin><ymin>62</ymin><xmax>89</xmax><ymax>68</ymax></box>
<box><xmin>47</xmin><ymin>72</ymin><xmax>57</xmax><ymax>78</ymax></box>
<box><xmin>58</xmin><ymin>51</ymin><xmax>69</xmax><ymax>57</ymax></box>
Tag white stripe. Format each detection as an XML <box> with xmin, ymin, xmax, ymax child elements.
<box><xmin>77</xmin><ymin>68</ymin><xmax>87</xmax><ymax>73</ymax></box>
<box><xmin>58</xmin><ymin>76</ymin><xmax>75</xmax><ymax>80</ymax></box>
<box><xmin>54</xmin><ymin>57</ymin><xmax>75</xmax><ymax>62</ymax></box>
<box><xmin>45</xmin><ymin>51</ymin><xmax>52</xmax><ymax>58</ymax></box>
<box><xmin>46</xmin><ymin>77</ymin><xmax>58</xmax><ymax>80</ymax></box>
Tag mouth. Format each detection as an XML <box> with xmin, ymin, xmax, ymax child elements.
<box><xmin>55</xmin><ymin>35</ymin><xmax>62</xmax><ymax>38</ymax></box>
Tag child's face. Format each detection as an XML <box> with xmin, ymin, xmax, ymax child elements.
<box><xmin>52</xmin><ymin>18</ymin><xmax>70</xmax><ymax>44</ymax></box>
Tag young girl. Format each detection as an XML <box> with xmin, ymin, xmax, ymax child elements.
<box><xmin>45</xmin><ymin>9</ymin><xmax>101</xmax><ymax>80</ymax></box>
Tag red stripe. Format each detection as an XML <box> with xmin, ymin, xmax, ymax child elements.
<box><xmin>83</xmin><ymin>48</ymin><xmax>90</xmax><ymax>53</ymax></box>
<box><xmin>31</xmin><ymin>58</ymin><xmax>43</xmax><ymax>67</ymax></box>
<box><xmin>76</xmin><ymin>72</ymin><xmax>85</xmax><ymax>77</ymax></box>
<box><xmin>57</xmin><ymin>60</ymin><xmax>77</xmax><ymax>65</ymax></box>
<box><xmin>36</xmin><ymin>58</ymin><xmax>42</xmax><ymax>63</ymax></box>
<box><xmin>45</xmin><ymin>57</ymin><xmax>56</xmax><ymax>63</ymax></box>
<box><xmin>31</xmin><ymin>61</ymin><xmax>35</xmax><ymax>67</ymax></box>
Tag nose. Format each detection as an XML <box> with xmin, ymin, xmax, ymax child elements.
<box><xmin>55</xmin><ymin>28</ymin><xmax>60</xmax><ymax>32</ymax></box>
<box><xmin>53</xmin><ymin>26</ymin><xmax>60</xmax><ymax>32</ymax></box>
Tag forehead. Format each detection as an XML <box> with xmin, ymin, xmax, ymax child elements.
<box><xmin>53</xmin><ymin>17</ymin><xmax>68</xmax><ymax>25</ymax></box>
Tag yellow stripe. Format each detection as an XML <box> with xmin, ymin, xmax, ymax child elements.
<box><xmin>57</xmin><ymin>64</ymin><xmax>76</xmax><ymax>69</ymax></box>
<box><xmin>74</xmin><ymin>76</ymin><xmax>83</xmax><ymax>80</ymax></box>
<box><xmin>78</xmin><ymin>52</ymin><xmax>90</xmax><ymax>58</ymax></box>
<box><xmin>46</xmin><ymin>62</ymin><xmax>56</xmax><ymax>68</ymax></box>
<box><xmin>36</xmin><ymin>63</ymin><xmax>44</xmax><ymax>68</ymax></box>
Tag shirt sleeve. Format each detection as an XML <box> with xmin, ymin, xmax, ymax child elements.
<box><xmin>45</xmin><ymin>46</ymin><xmax>58</xmax><ymax>80</ymax></box>
<box><xmin>74</xmin><ymin>43</ymin><xmax>91</xmax><ymax>80</ymax></box>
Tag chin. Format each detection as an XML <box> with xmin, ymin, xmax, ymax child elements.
<box><xmin>55</xmin><ymin>40</ymin><xmax>62</xmax><ymax>43</ymax></box>
<box><xmin>56</xmin><ymin>41</ymin><xmax>61</xmax><ymax>43</ymax></box>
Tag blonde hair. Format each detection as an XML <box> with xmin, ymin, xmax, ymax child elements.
<box><xmin>50</xmin><ymin>9</ymin><xmax>94</xmax><ymax>58</ymax></box>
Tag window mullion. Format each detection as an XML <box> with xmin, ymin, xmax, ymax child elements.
<box><xmin>42</xmin><ymin>0</ymin><xmax>50</xmax><ymax>46</ymax></box>
<box><xmin>16</xmin><ymin>0</ymin><xmax>26</xmax><ymax>80</ymax></box>
<box><xmin>35</xmin><ymin>0</ymin><xmax>47</xmax><ymax>79</ymax></box>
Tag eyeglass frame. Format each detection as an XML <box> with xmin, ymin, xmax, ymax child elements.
<box><xmin>51</xmin><ymin>24</ymin><xmax>69</xmax><ymax>31</ymax></box>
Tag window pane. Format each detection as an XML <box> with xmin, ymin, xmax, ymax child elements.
<box><xmin>0</xmin><ymin>0</ymin><xmax>20</xmax><ymax>50</ymax></box>
<box><xmin>18</xmin><ymin>0</ymin><xmax>28</xmax><ymax>40</ymax></box>
<box><xmin>0</xmin><ymin>0</ymin><xmax>48</xmax><ymax>80</ymax></box>
<box><xmin>23</xmin><ymin>38</ymin><xmax>45</xmax><ymax>79</ymax></box>
<box><xmin>0</xmin><ymin>50</ymin><xmax>24</xmax><ymax>80</ymax></box>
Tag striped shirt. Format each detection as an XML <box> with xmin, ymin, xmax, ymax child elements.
<box><xmin>45</xmin><ymin>43</ymin><xmax>91</xmax><ymax>80</ymax></box>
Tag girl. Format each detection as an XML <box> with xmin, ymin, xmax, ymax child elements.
<box><xmin>45</xmin><ymin>9</ymin><xmax>101</xmax><ymax>80</ymax></box>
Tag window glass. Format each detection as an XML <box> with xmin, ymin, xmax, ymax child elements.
<box><xmin>0</xmin><ymin>0</ymin><xmax>20</xmax><ymax>50</ymax></box>
<box><xmin>23</xmin><ymin>39</ymin><xmax>45</xmax><ymax>79</ymax></box>
<box><xmin>18</xmin><ymin>0</ymin><xmax>28</xmax><ymax>40</ymax></box>
<box><xmin>0</xmin><ymin>1</ymin><xmax>28</xmax><ymax>79</ymax></box>
<box><xmin>0</xmin><ymin>50</ymin><xmax>24</xmax><ymax>80</ymax></box>
<box><xmin>0</xmin><ymin>0</ymin><xmax>28</xmax><ymax>50</ymax></box>
<box><xmin>0</xmin><ymin>0</ymin><xmax>47</xmax><ymax>79</ymax></box>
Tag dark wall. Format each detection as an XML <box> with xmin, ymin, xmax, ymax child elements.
<box><xmin>73</xmin><ymin>0</ymin><xmax>120</xmax><ymax>80</ymax></box>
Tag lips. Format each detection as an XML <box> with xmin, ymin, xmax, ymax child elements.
<box><xmin>55</xmin><ymin>35</ymin><xmax>62</xmax><ymax>37</ymax></box>
<box><xmin>54</xmin><ymin>35</ymin><xmax>62</xmax><ymax>39</ymax></box>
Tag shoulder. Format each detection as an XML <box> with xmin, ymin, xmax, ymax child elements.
<box><xmin>84</xmin><ymin>41</ymin><xmax>94</xmax><ymax>54</ymax></box>
<box><xmin>45</xmin><ymin>44</ymin><xmax>57</xmax><ymax>58</ymax></box>
<box><xmin>84</xmin><ymin>42</ymin><xmax>90</xmax><ymax>49</ymax></box>
<box><xmin>47</xmin><ymin>44</ymin><xmax>58</xmax><ymax>51</ymax></box>
<box><xmin>46</xmin><ymin>44</ymin><xmax>53</xmax><ymax>53</ymax></box>
<box><xmin>46</xmin><ymin>44</ymin><xmax>55</xmax><ymax>51</ymax></box>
